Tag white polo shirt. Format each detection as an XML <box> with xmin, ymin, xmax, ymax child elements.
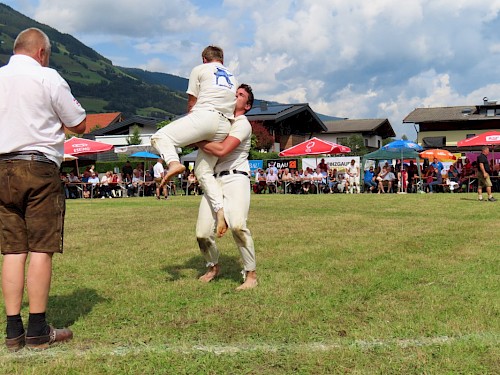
<box><xmin>187</xmin><ymin>62</ymin><xmax>237</xmax><ymax>120</ymax></box>
<box><xmin>0</xmin><ymin>55</ymin><xmax>86</xmax><ymax>166</ymax></box>
<box><xmin>153</xmin><ymin>161</ymin><xmax>165</xmax><ymax>178</ymax></box>
<box><xmin>214</xmin><ymin>115</ymin><xmax>251</xmax><ymax>174</ymax></box>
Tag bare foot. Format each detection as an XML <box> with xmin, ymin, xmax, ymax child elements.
<box><xmin>199</xmin><ymin>264</ymin><xmax>220</xmax><ymax>283</ymax></box>
<box><xmin>216</xmin><ymin>209</ymin><xmax>228</xmax><ymax>238</ymax></box>
<box><xmin>160</xmin><ymin>161</ymin><xmax>186</xmax><ymax>188</ymax></box>
<box><xmin>236</xmin><ymin>271</ymin><xmax>258</xmax><ymax>291</ymax></box>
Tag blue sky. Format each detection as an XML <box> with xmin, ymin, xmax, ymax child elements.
<box><xmin>4</xmin><ymin>0</ymin><xmax>500</xmax><ymax>140</ymax></box>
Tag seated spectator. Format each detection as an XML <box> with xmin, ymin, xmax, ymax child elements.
<box><xmin>144</xmin><ymin>170</ymin><xmax>155</xmax><ymax>196</ymax></box>
<box><xmin>377</xmin><ymin>166</ymin><xmax>395</xmax><ymax>193</ymax></box>
<box><xmin>60</xmin><ymin>172</ymin><xmax>70</xmax><ymax>198</ymax></box>
<box><xmin>281</xmin><ymin>168</ymin><xmax>293</xmax><ymax>193</ymax></box>
<box><xmin>266</xmin><ymin>168</ymin><xmax>279</xmax><ymax>193</ymax></box>
<box><xmin>127</xmin><ymin>169</ymin><xmax>144</xmax><ymax>197</ymax></box>
<box><xmin>328</xmin><ymin>168</ymin><xmax>339</xmax><ymax>193</ymax></box>
<box><xmin>87</xmin><ymin>172</ymin><xmax>100</xmax><ymax>198</ymax></box>
<box><xmin>291</xmin><ymin>169</ymin><xmax>302</xmax><ymax>194</ymax></box>
<box><xmin>312</xmin><ymin>167</ymin><xmax>327</xmax><ymax>193</ymax></box>
<box><xmin>363</xmin><ymin>166</ymin><xmax>377</xmax><ymax>193</ymax></box>
<box><xmin>447</xmin><ymin>164</ymin><xmax>460</xmax><ymax>183</ymax></box>
<box><xmin>65</xmin><ymin>171</ymin><xmax>80</xmax><ymax>199</ymax></box>
<box><xmin>253</xmin><ymin>168</ymin><xmax>267</xmax><ymax>194</ymax></box>
<box><xmin>300</xmin><ymin>168</ymin><xmax>313</xmax><ymax>194</ymax></box>
<box><xmin>337</xmin><ymin>172</ymin><xmax>348</xmax><ymax>193</ymax></box>
<box><xmin>424</xmin><ymin>166</ymin><xmax>442</xmax><ymax>193</ymax></box>
<box><xmin>100</xmin><ymin>171</ymin><xmax>113</xmax><ymax>199</ymax></box>
<box><xmin>110</xmin><ymin>172</ymin><xmax>123</xmax><ymax>197</ymax></box>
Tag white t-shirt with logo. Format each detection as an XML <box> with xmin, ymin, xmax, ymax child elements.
<box><xmin>187</xmin><ymin>62</ymin><xmax>237</xmax><ymax>120</ymax></box>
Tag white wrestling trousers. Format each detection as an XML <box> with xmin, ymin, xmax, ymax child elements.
<box><xmin>194</xmin><ymin>150</ymin><xmax>222</xmax><ymax>212</ymax></box>
<box><xmin>348</xmin><ymin>176</ymin><xmax>360</xmax><ymax>193</ymax></box>
<box><xmin>196</xmin><ymin>174</ymin><xmax>256</xmax><ymax>271</ymax></box>
<box><xmin>151</xmin><ymin>110</ymin><xmax>230</xmax><ymax>212</ymax></box>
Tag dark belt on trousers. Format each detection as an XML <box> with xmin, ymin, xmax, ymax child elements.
<box><xmin>214</xmin><ymin>170</ymin><xmax>249</xmax><ymax>178</ymax></box>
<box><xmin>0</xmin><ymin>151</ymin><xmax>55</xmax><ymax>165</ymax></box>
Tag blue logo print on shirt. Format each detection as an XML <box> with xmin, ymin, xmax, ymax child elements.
<box><xmin>214</xmin><ymin>67</ymin><xmax>234</xmax><ymax>89</ymax></box>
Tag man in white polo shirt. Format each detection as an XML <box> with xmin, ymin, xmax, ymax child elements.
<box><xmin>0</xmin><ymin>28</ymin><xmax>86</xmax><ymax>351</ymax></box>
<box><xmin>153</xmin><ymin>157</ymin><xmax>168</xmax><ymax>199</ymax></box>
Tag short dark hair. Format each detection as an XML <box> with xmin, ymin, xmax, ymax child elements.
<box><xmin>239</xmin><ymin>83</ymin><xmax>254</xmax><ymax>109</ymax></box>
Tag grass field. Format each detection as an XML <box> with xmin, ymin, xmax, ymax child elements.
<box><xmin>0</xmin><ymin>193</ymin><xmax>499</xmax><ymax>374</ymax></box>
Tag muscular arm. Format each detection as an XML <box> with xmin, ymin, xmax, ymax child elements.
<box><xmin>187</xmin><ymin>94</ymin><xmax>197</xmax><ymax>113</ymax></box>
<box><xmin>197</xmin><ymin>136</ymin><xmax>241</xmax><ymax>157</ymax></box>
<box><xmin>64</xmin><ymin>118</ymin><xmax>87</xmax><ymax>134</ymax></box>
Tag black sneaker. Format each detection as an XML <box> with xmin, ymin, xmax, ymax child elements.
<box><xmin>488</xmin><ymin>197</ymin><xmax>497</xmax><ymax>202</ymax></box>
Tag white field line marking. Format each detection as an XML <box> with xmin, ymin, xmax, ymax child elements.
<box><xmin>2</xmin><ymin>333</ymin><xmax>498</xmax><ymax>359</ymax></box>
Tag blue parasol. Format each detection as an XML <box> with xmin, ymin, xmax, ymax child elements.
<box><xmin>381</xmin><ymin>139</ymin><xmax>423</xmax><ymax>152</ymax></box>
<box><xmin>130</xmin><ymin>151</ymin><xmax>160</xmax><ymax>159</ymax></box>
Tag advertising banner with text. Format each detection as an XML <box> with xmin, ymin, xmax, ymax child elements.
<box><xmin>302</xmin><ymin>156</ymin><xmax>360</xmax><ymax>171</ymax></box>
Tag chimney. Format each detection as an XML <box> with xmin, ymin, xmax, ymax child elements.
<box><xmin>260</xmin><ymin>101</ymin><xmax>268</xmax><ymax>111</ymax></box>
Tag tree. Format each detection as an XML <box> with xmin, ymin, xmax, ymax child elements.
<box><xmin>126</xmin><ymin>125</ymin><xmax>142</xmax><ymax>145</ymax></box>
<box><xmin>157</xmin><ymin>120</ymin><xmax>171</xmax><ymax>129</ymax></box>
<box><xmin>344</xmin><ymin>134</ymin><xmax>369</xmax><ymax>156</ymax></box>
<box><xmin>251</xmin><ymin>122</ymin><xmax>274</xmax><ymax>151</ymax></box>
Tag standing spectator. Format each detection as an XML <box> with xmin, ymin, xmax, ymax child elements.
<box><xmin>346</xmin><ymin>159</ymin><xmax>360</xmax><ymax>193</ymax></box>
<box><xmin>398</xmin><ymin>165</ymin><xmax>408</xmax><ymax>193</ymax></box>
<box><xmin>406</xmin><ymin>160</ymin><xmax>418</xmax><ymax>193</ymax></box>
<box><xmin>266</xmin><ymin>161</ymin><xmax>278</xmax><ymax>175</ymax></box>
<box><xmin>122</xmin><ymin>160</ymin><xmax>133</xmax><ymax>183</ymax></box>
<box><xmin>430</xmin><ymin>158</ymin><xmax>444</xmax><ymax>174</ymax></box>
<box><xmin>187</xmin><ymin>170</ymin><xmax>200</xmax><ymax>195</ymax></box>
<box><xmin>477</xmin><ymin>146</ymin><xmax>496</xmax><ymax>202</ymax></box>
<box><xmin>0</xmin><ymin>28</ymin><xmax>86</xmax><ymax>351</ymax></box>
<box><xmin>317</xmin><ymin>158</ymin><xmax>329</xmax><ymax>173</ymax></box>
<box><xmin>153</xmin><ymin>158</ymin><xmax>167</xmax><ymax>200</ymax></box>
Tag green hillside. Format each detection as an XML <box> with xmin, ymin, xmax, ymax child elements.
<box><xmin>0</xmin><ymin>3</ymin><xmax>187</xmax><ymax>118</ymax></box>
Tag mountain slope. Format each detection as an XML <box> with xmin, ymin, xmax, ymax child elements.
<box><xmin>0</xmin><ymin>3</ymin><xmax>187</xmax><ymax>118</ymax></box>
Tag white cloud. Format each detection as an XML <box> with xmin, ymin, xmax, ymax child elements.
<box><xmin>8</xmin><ymin>0</ymin><xmax>500</xmax><ymax>138</ymax></box>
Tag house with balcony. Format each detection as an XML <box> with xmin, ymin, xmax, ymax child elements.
<box><xmin>403</xmin><ymin>98</ymin><xmax>500</xmax><ymax>151</ymax></box>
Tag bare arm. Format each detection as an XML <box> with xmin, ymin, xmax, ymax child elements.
<box><xmin>197</xmin><ymin>136</ymin><xmax>241</xmax><ymax>157</ymax></box>
<box><xmin>187</xmin><ymin>94</ymin><xmax>197</xmax><ymax>113</ymax></box>
<box><xmin>479</xmin><ymin>162</ymin><xmax>489</xmax><ymax>177</ymax></box>
<box><xmin>64</xmin><ymin>118</ymin><xmax>87</xmax><ymax>134</ymax></box>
